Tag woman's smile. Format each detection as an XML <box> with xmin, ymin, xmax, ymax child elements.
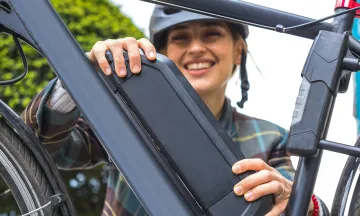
<box><xmin>183</xmin><ymin>59</ymin><xmax>216</xmax><ymax>76</ymax></box>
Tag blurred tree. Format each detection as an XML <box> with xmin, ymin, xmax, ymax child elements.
<box><xmin>0</xmin><ymin>0</ymin><xmax>144</xmax><ymax>113</ymax></box>
<box><xmin>0</xmin><ymin>0</ymin><xmax>144</xmax><ymax>215</ymax></box>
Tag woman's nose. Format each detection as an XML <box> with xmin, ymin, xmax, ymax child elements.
<box><xmin>188</xmin><ymin>39</ymin><xmax>207</xmax><ymax>56</ymax></box>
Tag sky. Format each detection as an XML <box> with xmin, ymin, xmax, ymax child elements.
<box><xmin>113</xmin><ymin>0</ymin><xmax>359</xmax><ymax>212</ymax></box>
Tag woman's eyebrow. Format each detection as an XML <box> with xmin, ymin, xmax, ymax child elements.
<box><xmin>201</xmin><ymin>21</ymin><xmax>225</xmax><ymax>28</ymax></box>
<box><xmin>171</xmin><ymin>24</ymin><xmax>189</xmax><ymax>31</ymax></box>
<box><xmin>170</xmin><ymin>21</ymin><xmax>224</xmax><ymax>33</ymax></box>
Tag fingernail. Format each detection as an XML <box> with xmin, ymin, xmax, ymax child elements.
<box><xmin>132</xmin><ymin>64</ymin><xmax>140</xmax><ymax>73</ymax></box>
<box><xmin>119</xmin><ymin>68</ymin><xmax>126</xmax><ymax>77</ymax></box>
<box><xmin>232</xmin><ymin>165</ymin><xmax>240</xmax><ymax>173</ymax></box>
<box><xmin>105</xmin><ymin>67</ymin><xmax>112</xmax><ymax>75</ymax></box>
<box><xmin>245</xmin><ymin>192</ymin><xmax>252</xmax><ymax>200</ymax></box>
<box><xmin>149</xmin><ymin>51</ymin><xmax>155</xmax><ymax>58</ymax></box>
<box><xmin>234</xmin><ymin>186</ymin><xmax>243</xmax><ymax>195</ymax></box>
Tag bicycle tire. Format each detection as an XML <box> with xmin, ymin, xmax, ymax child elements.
<box><xmin>0</xmin><ymin>118</ymin><xmax>75</xmax><ymax>215</ymax></box>
<box><xmin>332</xmin><ymin>136</ymin><xmax>360</xmax><ymax>216</ymax></box>
<box><xmin>349</xmin><ymin>174</ymin><xmax>360</xmax><ymax>216</ymax></box>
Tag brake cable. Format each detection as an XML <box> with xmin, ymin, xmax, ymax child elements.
<box><xmin>0</xmin><ymin>33</ymin><xmax>28</xmax><ymax>85</ymax></box>
<box><xmin>276</xmin><ymin>6</ymin><xmax>360</xmax><ymax>33</ymax></box>
<box><xmin>0</xmin><ymin>2</ymin><xmax>11</xmax><ymax>13</ymax></box>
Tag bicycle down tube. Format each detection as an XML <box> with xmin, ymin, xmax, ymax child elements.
<box><xmin>3</xmin><ymin>0</ymin><xmax>360</xmax><ymax>215</ymax></box>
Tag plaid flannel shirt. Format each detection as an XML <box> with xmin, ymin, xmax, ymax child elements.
<box><xmin>21</xmin><ymin>77</ymin><xmax>329</xmax><ymax>216</ymax></box>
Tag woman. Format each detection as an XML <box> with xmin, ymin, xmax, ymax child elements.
<box><xmin>21</xmin><ymin>5</ymin><xmax>328</xmax><ymax>216</ymax></box>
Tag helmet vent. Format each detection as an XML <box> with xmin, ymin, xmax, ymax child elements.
<box><xmin>163</xmin><ymin>7</ymin><xmax>180</xmax><ymax>15</ymax></box>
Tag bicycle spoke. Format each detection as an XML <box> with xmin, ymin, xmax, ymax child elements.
<box><xmin>20</xmin><ymin>194</ymin><xmax>65</xmax><ymax>216</ymax></box>
<box><xmin>21</xmin><ymin>201</ymin><xmax>51</xmax><ymax>216</ymax></box>
<box><xmin>0</xmin><ymin>188</ymin><xmax>10</xmax><ymax>198</ymax></box>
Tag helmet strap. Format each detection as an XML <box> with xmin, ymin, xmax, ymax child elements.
<box><xmin>236</xmin><ymin>50</ymin><xmax>249</xmax><ymax>109</ymax></box>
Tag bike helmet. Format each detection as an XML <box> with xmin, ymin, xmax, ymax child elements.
<box><xmin>149</xmin><ymin>5</ymin><xmax>250</xmax><ymax>108</ymax></box>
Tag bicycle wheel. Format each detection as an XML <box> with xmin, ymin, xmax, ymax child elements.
<box><xmin>331</xmin><ymin>135</ymin><xmax>360</xmax><ymax>216</ymax></box>
<box><xmin>0</xmin><ymin>118</ymin><xmax>76</xmax><ymax>215</ymax></box>
<box><xmin>349</xmin><ymin>174</ymin><xmax>360</xmax><ymax>216</ymax></box>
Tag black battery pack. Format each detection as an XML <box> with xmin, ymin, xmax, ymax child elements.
<box><xmin>98</xmin><ymin>50</ymin><xmax>273</xmax><ymax>216</ymax></box>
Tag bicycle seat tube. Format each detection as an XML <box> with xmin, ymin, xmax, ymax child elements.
<box><xmin>286</xmin><ymin>0</ymin><xmax>356</xmax><ymax>215</ymax></box>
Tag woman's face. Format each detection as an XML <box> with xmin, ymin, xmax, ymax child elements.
<box><xmin>164</xmin><ymin>20</ymin><xmax>243</xmax><ymax>96</ymax></box>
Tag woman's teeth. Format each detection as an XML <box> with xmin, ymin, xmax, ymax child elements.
<box><xmin>187</xmin><ymin>62</ymin><xmax>212</xmax><ymax>70</ymax></box>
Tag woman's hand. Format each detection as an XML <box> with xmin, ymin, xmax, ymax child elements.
<box><xmin>87</xmin><ymin>37</ymin><xmax>157</xmax><ymax>77</ymax></box>
<box><xmin>232</xmin><ymin>158</ymin><xmax>293</xmax><ymax>216</ymax></box>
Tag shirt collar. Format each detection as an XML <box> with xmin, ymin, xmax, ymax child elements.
<box><xmin>218</xmin><ymin>98</ymin><xmax>234</xmax><ymax>135</ymax></box>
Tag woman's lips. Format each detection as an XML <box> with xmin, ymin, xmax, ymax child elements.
<box><xmin>184</xmin><ymin>61</ymin><xmax>215</xmax><ymax>76</ymax></box>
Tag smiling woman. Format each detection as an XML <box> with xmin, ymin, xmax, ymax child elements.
<box><xmin>19</xmin><ymin>3</ymin><xmax>330</xmax><ymax>215</ymax></box>
<box><xmin>14</xmin><ymin>0</ymin><xmax>349</xmax><ymax>215</ymax></box>
<box><xmin>162</xmin><ymin>20</ymin><xmax>245</xmax><ymax>109</ymax></box>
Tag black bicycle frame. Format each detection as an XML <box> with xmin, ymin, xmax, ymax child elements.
<box><xmin>2</xmin><ymin>0</ymin><xmax>360</xmax><ymax>215</ymax></box>
<box><xmin>141</xmin><ymin>0</ymin><xmax>334</xmax><ymax>40</ymax></box>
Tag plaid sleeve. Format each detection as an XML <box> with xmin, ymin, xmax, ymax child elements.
<box><xmin>267</xmin><ymin>127</ymin><xmax>295</xmax><ymax>181</ymax></box>
<box><xmin>21</xmin><ymin>78</ymin><xmax>107</xmax><ymax>170</ymax></box>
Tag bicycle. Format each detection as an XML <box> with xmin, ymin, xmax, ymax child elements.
<box><xmin>2</xmin><ymin>0</ymin><xmax>360</xmax><ymax>215</ymax></box>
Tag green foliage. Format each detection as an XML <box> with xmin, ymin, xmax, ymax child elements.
<box><xmin>0</xmin><ymin>0</ymin><xmax>144</xmax><ymax>113</ymax></box>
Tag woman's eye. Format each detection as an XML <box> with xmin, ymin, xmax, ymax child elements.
<box><xmin>171</xmin><ymin>35</ymin><xmax>188</xmax><ymax>41</ymax></box>
<box><xmin>206</xmin><ymin>32</ymin><xmax>221</xmax><ymax>37</ymax></box>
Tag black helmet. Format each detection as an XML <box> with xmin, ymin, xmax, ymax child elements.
<box><xmin>149</xmin><ymin>5</ymin><xmax>250</xmax><ymax>108</ymax></box>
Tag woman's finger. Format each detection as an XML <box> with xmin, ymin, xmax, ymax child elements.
<box><xmin>241</xmin><ymin>180</ymin><xmax>287</xmax><ymax>202</ymax></box>
<box><xmin>106</xmin><ymin>39</ymin><xmax>127</xmax><ymax>77</ymax></box>
<box><xmin>232</xmin><ymin>158</ymin><xmax>277</xmax><ymax>174</ymax></box>
<box><xmin>137</xmin><ymin>38</ymin><xmax>157</xmax><ymax>60</ymax></box>
<box><xmin>264</xmin><ymin>199</ymin><xmax>288</xmax><ymax>216</ymax></box>
<box><xmin>122</xmin><ymin>37</ymin><xmax>141</xmax><ymax>74</ymax></box>
<box><xmin>92</xmin><ymin>41</ymin><xmax>112</xmax><ymax>75</ymax></box>
<box><xmin>233</xmin><ymin>170</ymin><xmax>283</xmax><ymax>196</ymax></box>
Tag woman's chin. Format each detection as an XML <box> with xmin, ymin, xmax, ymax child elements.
<box><xmin>186</xmin><ymin>76</ymin><xmax>220</xmax><ymax>96</ymax></box>
<box><xmin>191</xmin><ymin>83</ymin><xmax>214</xmax><ymax>96</ymax></box>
